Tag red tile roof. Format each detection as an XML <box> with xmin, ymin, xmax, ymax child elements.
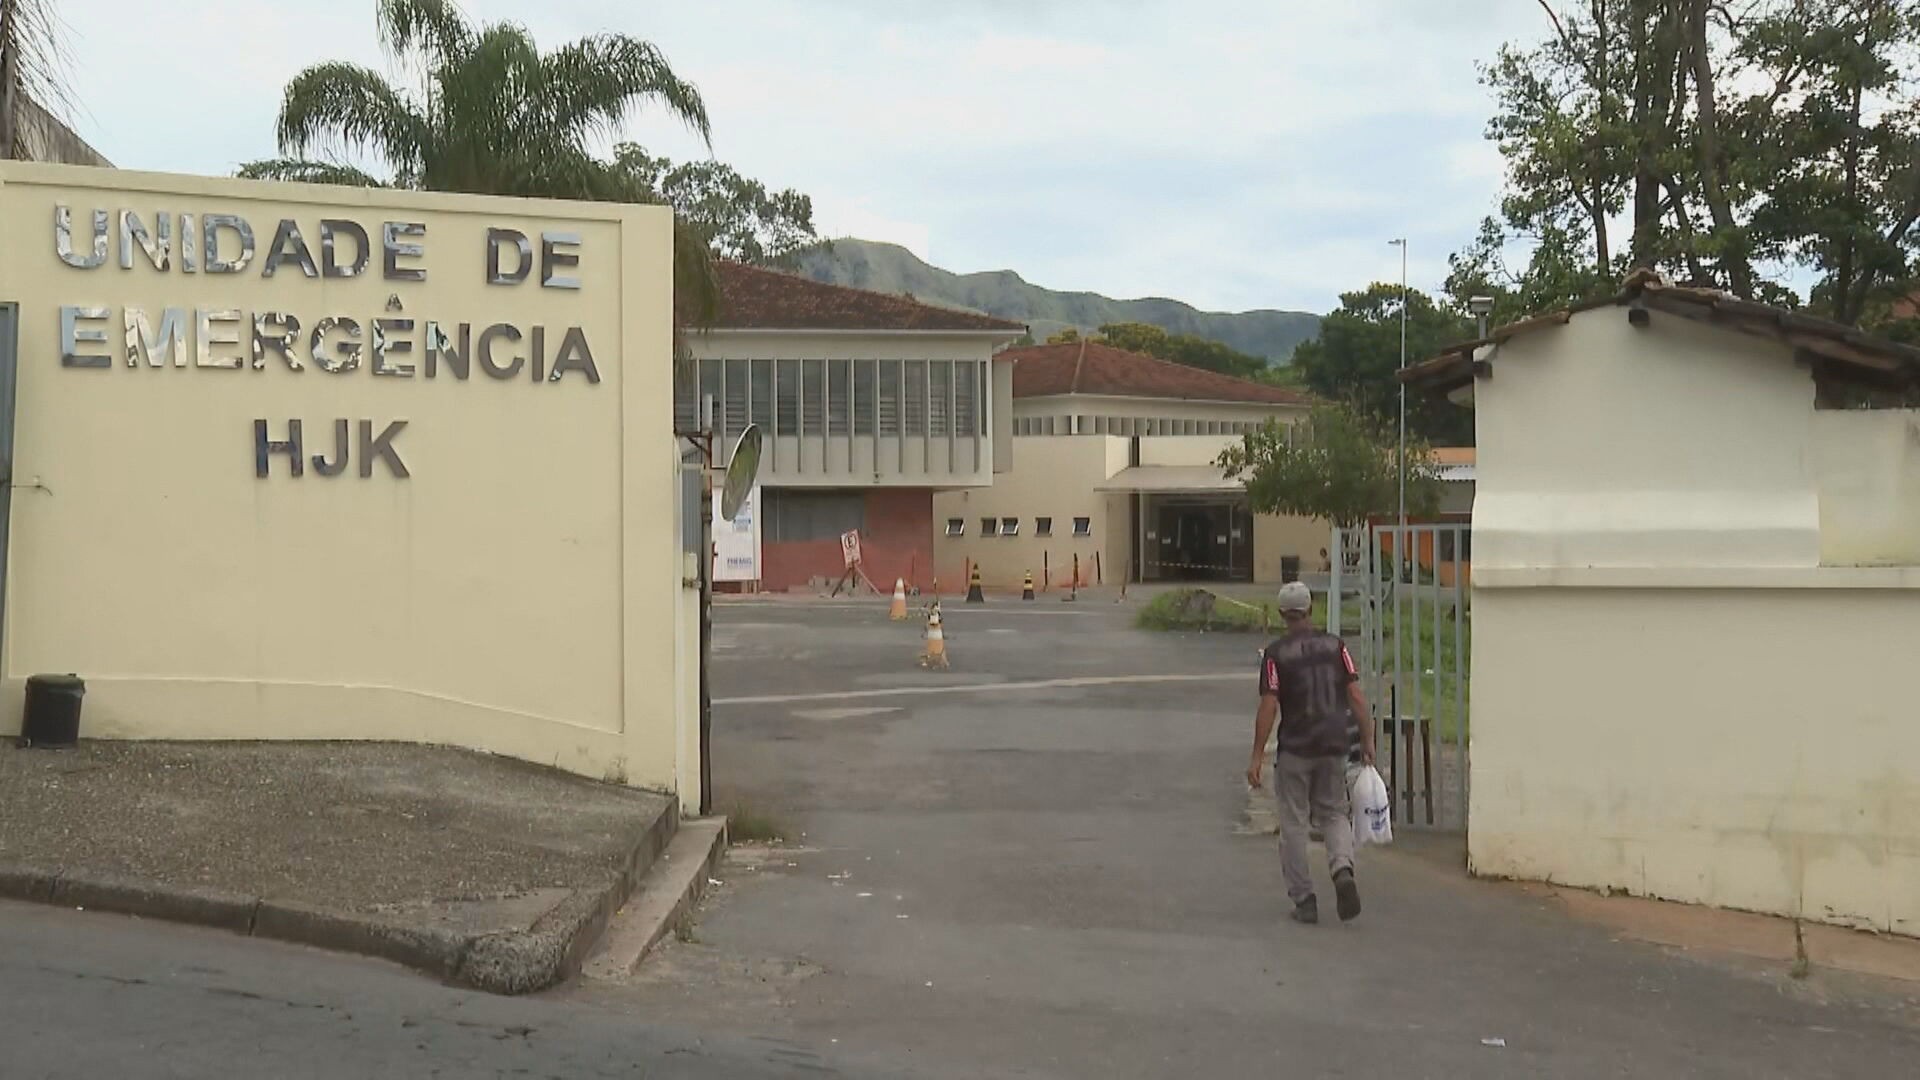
<box><xmin>1008</xmin><ymin>341</ymin><xmax>1313</xmax><ymax>405</ymax></box>
<box><xmin>708</xmin><ymin>261</ymin><xmax>1027</xmax><ymax>333</ymax></box>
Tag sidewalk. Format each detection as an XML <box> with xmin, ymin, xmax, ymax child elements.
<box><xmin>0</xmin><ymin>740</ymin><xmax>674</xmax><ymax>994</ymax></box>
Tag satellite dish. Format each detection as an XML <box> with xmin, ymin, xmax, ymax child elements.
<box><xmin>720</xmin><ymin>425</ymin><xmax>762</xmax><ymax>522</ymax></box>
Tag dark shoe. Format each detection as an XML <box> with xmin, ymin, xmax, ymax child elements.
<box><xmin>1291</xmin><ymin>896</ymin><xmax>1319</xmax><ymax>925</ymax></box>
<box><xmin>1333</xmin><ymin>868</ymin><xmax>1361</xmax><ymax>922</ymax></box>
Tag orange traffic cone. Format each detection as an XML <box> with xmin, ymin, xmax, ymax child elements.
<box><xmin>920</xmin><ymin>605</ymin><xmax>949</xmax><ymax>669</ymax></box>
<box><xmin>889</xmin><ymin>578</ymin><xmax>908</xmax><ymax>620</ymax></box>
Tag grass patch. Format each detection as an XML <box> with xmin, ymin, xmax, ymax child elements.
<box><xmin>719</xmin><ymin>798</ymin><xmax>790</xmax><ymax>844</ymax></box>
<box><xmin>1135</xmin><ymin>588</ymin><xmax>1352</xmax><ymax>635</ymax></box>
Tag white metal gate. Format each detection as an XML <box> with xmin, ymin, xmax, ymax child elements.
<box><xmin>1329</xmin><ymin>524</ymin><xmax>1470</xmax><ymax>830</ymax></box>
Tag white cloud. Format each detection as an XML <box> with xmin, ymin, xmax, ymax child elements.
<box><xmin>815</xmin><ymin>199</ymin><xmax>934</xmax><ymax>264</ymax></box>
<box><xmin>46</xmin><ymin>0</ymin><xmax>1558</xmax><ymax>313</ymax></box>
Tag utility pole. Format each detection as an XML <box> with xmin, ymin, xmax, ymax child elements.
<box><xmin>1397</xmin><ymin>239</ymin><xmax>1408</xmax><ymax>534</ymax></box>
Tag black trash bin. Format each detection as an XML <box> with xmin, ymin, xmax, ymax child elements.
<box><xmin>21</xmin><ymin>674</ymin><xmax>85</xmax><ymax>748</ymax></box>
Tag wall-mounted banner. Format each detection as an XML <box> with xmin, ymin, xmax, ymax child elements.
<box><xmin>713</xmin><ymin>485</ymin><xmax>762</xmax><ymax>584</ymax></box>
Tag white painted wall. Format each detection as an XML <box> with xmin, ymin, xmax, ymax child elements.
<box><xmin>1138</xmin><ymin>434</ymin><xmax>1237</xmax><ymax>467</ymax></box>
<box><xmin>1814</xmin><ymin>409</ymin><xmax>1920</xmax><ymax>565</ymax></box>
<box><xmin>1470</xmin><ymin>585</ymin><xmax>1920</xmax><ymax>936</ymax></box>
<box><xmin>934</xmin><ymin>435</ymin><xmax>1120</xmax><ymax>589</ymax></box>
<box><xmin>1475</xmin><ymin>311</ymin><xmax>1821</xmax><ymax>570</ymax></box>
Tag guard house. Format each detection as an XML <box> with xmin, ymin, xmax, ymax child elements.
<box><xmin>1402</xmin><ymin>271</ymin><xmax>1920</xmax><ymax>938</ymax></box>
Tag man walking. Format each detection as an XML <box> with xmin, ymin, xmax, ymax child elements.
<box><xmin>1247</xmin><ymin>582</ymin><xmax>1376</xmax><ymax>924</ymax></box>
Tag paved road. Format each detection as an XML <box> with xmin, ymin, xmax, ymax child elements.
<box><xmin>566</xmin><ymin>598</ymin><xmax>1920</xmax><ymax>1078</ymax></box>
<box><xmin>0</xmin><ymin>899</ymin><xmax>936</xmax><ymax>1078</ymax></box>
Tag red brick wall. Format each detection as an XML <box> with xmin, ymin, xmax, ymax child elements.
<box><xmin>759</xmin><ymin>489</ymin><xmax>934</xmax><ymax>594</ymax></box>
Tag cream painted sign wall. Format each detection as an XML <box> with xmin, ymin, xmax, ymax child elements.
<box><xmin>0</xmin><ymin>163</ymin><xmax>692</xmax><ymax>803</ymax></box>
<box><xmin>51</xmin><ymin>205</ymin><xmax>604</xmax><ymax>479</ymax></box>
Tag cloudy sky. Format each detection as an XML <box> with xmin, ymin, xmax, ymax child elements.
<box><xmin>54</xmin><ymin>0</ymin><xmax>1549</xmax><ymax>315</ymax></box>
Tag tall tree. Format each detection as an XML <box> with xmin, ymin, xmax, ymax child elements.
<box><xmin>0</xmin><ymin>0</ymin><xmax>67</xmax><ymax>158</ymax></box>
<box><xmin>240</xmin><ymin>0</ymin><xmax>721</xmax><ymax>322</ymax></box>
<box><xmin>1479</xmin><ymin>0</ymin><xmax>1920</xmax><ymax>322</ymax></box>
<box><xmin>609</xmin><ymin>147</ymin><xmax>819</xmax><ymax>268</ymax></box>
<box><xmin>1289</xmin><ymin>285</ymin><xmax>1475</xmax><ymax>446</ymax></box>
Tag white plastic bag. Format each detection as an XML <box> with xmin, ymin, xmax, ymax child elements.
<box><xmin>1349</xmin><ymin>765</ymin><xmax>1393</xmax><ymax>847</ymax></box>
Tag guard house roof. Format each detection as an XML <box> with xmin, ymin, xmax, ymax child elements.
<box><xmin>706</xmin><ymin>261</ymin><xmax>1028</xmax><ymax>334</ymax></box>
<box><xmin>1009</xmin><ymin>340</ymin><xmax>1314</xmax><ymax>405</ymax></box>
<box><xmin>1401</xmin><ymin>269</ymin><xmax>1920</xmax><ymax>397</ymax></box>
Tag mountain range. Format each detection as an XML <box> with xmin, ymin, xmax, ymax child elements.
<box><xmin>793</xmin><ymin>239</ymin><xmax>1321</xmax><ymax>362</ymax></box>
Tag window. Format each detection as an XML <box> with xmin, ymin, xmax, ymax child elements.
<box><xmin>878</xmin><ymin>361</ymin><xmax>901</xmax><ymax>436</ymax></box>
<box><xmin>776</xmin><ymin>359</ymin><xmax>801</xmax><ymax>434</ymax></box>
<box><xmin>904</xmin><ymin>361</ymin><xmax>928</xmax><ymax>435</ymax></box>
<box><xmin>749</xmin><ymin>360</ymin><xmax>773</xmax><ymax>431</ymax></box>
<box><xmin>723</xmin><ymin>359</ymin><xmax>749</xmax><ymax>437</ymax></box>
<box><xmin>1072</xmin><ymin>516</ymin><xmax>1092</xmax><ymax>537</ymax></box>
<box><xmin>946</xmin><ymin>518</ymin><xmax>966</xmax><ymax>537</ymax></box>
<box><xmin>1001</xmin><ymin>517</ymin><xmax>1020</xmax><ymax>536</ymax></box>
<box><xmin>955</xmin><ymin>361</ymin><xmax>979</xmax><ymax>436</ymax></box>
<box><xmin>929</xmin><ymin>361</ymin><xmax>952</xmax><ymax>436</ymax></box>
<box><xmin>1094</xmin><ymin>416</ymin><xmax>1109</xmax><ymax>435</ymax></box>
<box><xmin>828</xmin><ymin>359</ymin><xmax>851</xmax><ymax>436</ymax></box>
<box><xmin>764</xmin><ymin>490</ymin><xmax>865</xmax><ymax>542</ymax></box>
<box><xmin>980</xmin><ymin>517</ymin><xmax>999</xmax><ymax>537</ymax></box>
<box><xmin>801</xmin><ymin>359</ymin><xmax>825</xmax><ymax>435</ymax></box>
<box><xmin>698</xmin><ymin>358</ymin><xmax>721</xmax><ymax>433</ymax></box>
<box><xmin>673</xmin><ymin>369</ymin><xmax>697</xmax><ymax>431</ymax></box>
<box><xmin>1035</xmin><ymin>517</ymin><xmax>1053</xmax><ymax>537</ymax></box>
<box><xmin>853</xmin><ymin>360</ymin><xmax>876</xmax><ymax>435</ymax></box>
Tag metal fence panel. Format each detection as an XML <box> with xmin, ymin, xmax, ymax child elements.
<box><xmin>1332</xmin><ymin>522</ymin><xmax>1470</xmax><ymax>831</ymax></box>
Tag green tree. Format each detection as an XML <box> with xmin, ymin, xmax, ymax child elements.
<box><xmin>1478</xmin><ymin>1</ymin><xmax>1920</xmax><ymax>323</ymax></box>
<box><xmin>0</xmin><ymin>0</ymin><xmax>67</xmax><ymax>158</ymax></box>
<box><xmin>1290</xmin><ymin>285</ymin><xmax>1475</xmax><ymax>446</ymax></box>
<box><xmin>1442</xmin><ymin>216</ymin><xmax>1618</xmax><ymax>327</ymax></box>
<box><xmin>239</xmin><ymin>0</ymin><xmax>721</xmax><ymax>323</ymax></box>
<box><xmin>1218</xmin><ymin>405</ymin><xmax>1444</xmax><ymax>530</ymax></box>
<box><xmin>610</xmin><ymin>147</ymin><xmax>820</xmax><ymax>268</ymax></box>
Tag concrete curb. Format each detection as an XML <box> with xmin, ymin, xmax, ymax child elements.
<box><xmin>581</xmin><ymin>818</ymin><xmax>730</xmax><ymax>981</ymax></box>
<box><xmin>0</xmin><ymin>799</ymin><xmax>681</xmax><ymax>995</ymax></box>
<box><xmin>53</xmin><ymin>873</ymin><xmax>257</xmax><ymax>934</ymax></box>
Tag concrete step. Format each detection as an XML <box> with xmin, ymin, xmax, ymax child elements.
<box><xmin>579</xmin><ymin>818</ymin><xmax>728</xmax><ymax>981</ymax></box>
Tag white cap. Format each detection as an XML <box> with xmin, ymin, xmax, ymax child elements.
<box><xmin>1276</xmin><ymin>581</ymin><xmax>1313</xmax><ymax>613</ymax></box>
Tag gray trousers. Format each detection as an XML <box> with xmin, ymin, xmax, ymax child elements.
<box><xmin>1276</xmin><ymin>752</ymin><xmax>1355</xmax><ymax>904</ymax></box>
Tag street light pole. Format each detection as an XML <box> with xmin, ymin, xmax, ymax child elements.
<box><xmin>1397</xmin><ymin>241</ymin><xmax>1408</xmax><ymax>534</ymax></box>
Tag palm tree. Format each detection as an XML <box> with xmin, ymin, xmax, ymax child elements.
<box><xmin>241</xmin><ymin>0</ymin><xmax>719</xmax><ymax>326</ymax></box>
<box><xmin>0</xmin><ymin>0</ymin><xmax>69</xmax><ymax>158</ymax></box>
